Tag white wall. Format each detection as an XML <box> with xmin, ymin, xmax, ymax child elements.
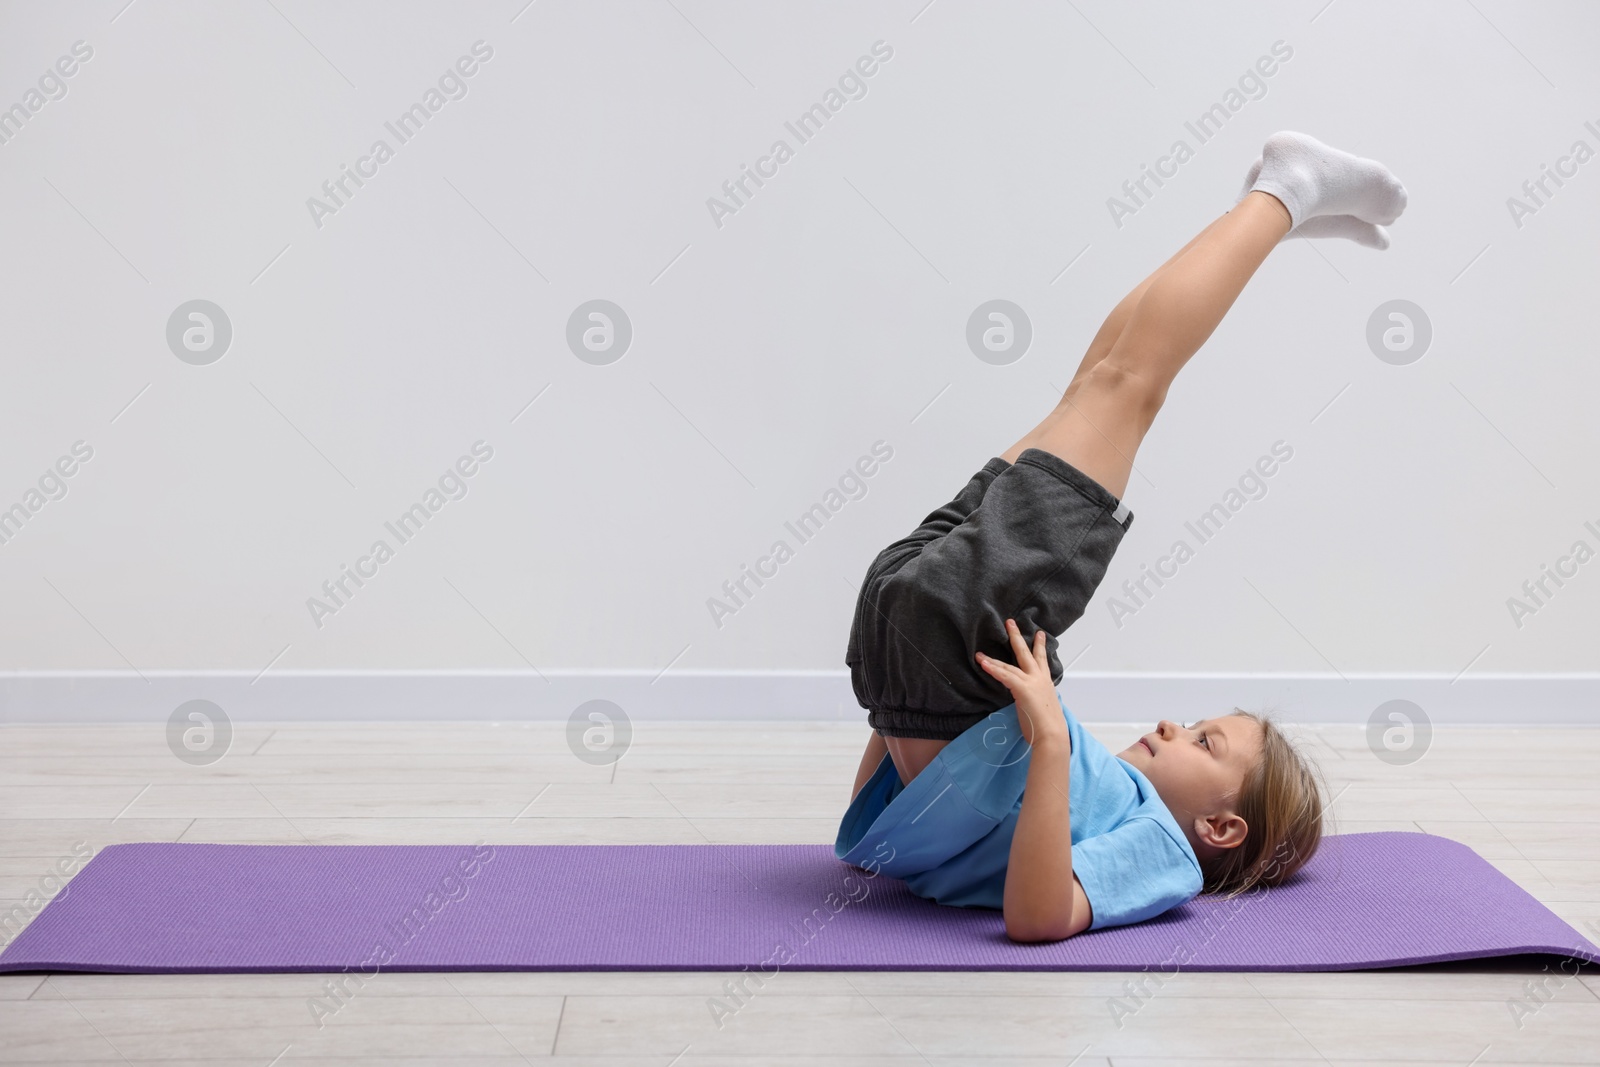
<box><xmin>1</xmin><ymin>1</ymin><xmax>1596</xmax><ymax>716</ymax></box>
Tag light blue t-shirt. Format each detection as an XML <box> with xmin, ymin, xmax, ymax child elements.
<box><xmin>835</xmin><ymin>698</ymin><xmax>1203</xmax><ymax>930</ymax></box>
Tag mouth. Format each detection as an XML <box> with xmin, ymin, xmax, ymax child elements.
<box><xmin>1138</xmin><ymin>737</ymin><xmax>1154</xmax><ymax>756</ymax></box>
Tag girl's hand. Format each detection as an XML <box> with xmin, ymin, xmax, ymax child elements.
<box><xmin>975</xmin><ymin>619</ymin><xmax>1069</xmax><ymax>749</ymax></box>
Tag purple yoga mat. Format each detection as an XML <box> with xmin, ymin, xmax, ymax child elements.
<box><xmin>2</xmin><ymin>832</ymin><xmax>1595</xmax><ymax>973</ymax></box>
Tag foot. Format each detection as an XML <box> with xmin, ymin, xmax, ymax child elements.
<box><xmin>1237</xmin><ymin>157</ymin><xmax>1392</xmax><ymax>249</ymax></box>
<box><xmin>1240</xmin><ymin>131</ymin><xmax>1408</xmax><ymax>229</ymax></box>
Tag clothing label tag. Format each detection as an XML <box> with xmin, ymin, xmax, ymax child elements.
<box><xmin>1112</xmin><ymin>501</ymin><xmax>1130</xmax><ymax>525</ymax></box>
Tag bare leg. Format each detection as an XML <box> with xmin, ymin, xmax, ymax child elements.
<box><xmin>1002</xmin><ymin>191</ymin><xmax>1293</xmax><ymax>499</ymax></box>
<box><xmin>1060</xmin><ymin>212</ymin><xmax>1231</xmax><ymax>394</ymax></box>
<box><xmin>884</xmin><ymin>735</ymin><xmax>946</xmax><ymax>785</ymax></box>
<box><xmin>851</xmin><ymin>730</ymin><xmax>888</xmax><ymax>800</ymax></box>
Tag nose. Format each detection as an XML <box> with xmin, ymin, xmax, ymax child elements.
<box><xmin>1156</xmin><ymin>719</ymin><xmax>1177</xmax><ymax>739</ymax></box>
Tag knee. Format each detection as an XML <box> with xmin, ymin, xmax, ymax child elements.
<box><xmin>1080</xmin><ymin>360</ymin><xmax>1166</xmax><ymax>418</ymax></box>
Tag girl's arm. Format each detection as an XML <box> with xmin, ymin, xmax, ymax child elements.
<box><xmin>851</xmin><ymin>730</ymin><xmax>889</xmax><ymax>801</ymax></box>
<box><xmin>976</xmin><ymin>619</ymin><xmax>1093</xmax><ymax>943</ymax></box>
<box><xmin>1003</xmin><ymin>731</ymin><xmax>1092</xmax><ymax>941</ymax></box>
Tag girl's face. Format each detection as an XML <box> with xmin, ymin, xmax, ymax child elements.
<box><xmin>1117</xmin><ymin>714</ymin><xmax>1264</xmax><ymax>856</ymax></box>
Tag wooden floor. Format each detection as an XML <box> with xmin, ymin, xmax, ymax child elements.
<box><xmin>1</xmin><ymin>719</ymin><xmax>1597</xmax><ymax>1065</ymax></box>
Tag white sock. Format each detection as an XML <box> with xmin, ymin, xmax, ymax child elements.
<box><xmin>1241</xmin><ymin>131</ymin><xmax>1408</xmax><ymax>229</ymax></box>
<box><xmin>1236</xmin><ymin>157</ymin><xmax>1391</xmax><ymax>249</ymax></box>
<box><xmin>1290</xmin><ymin>213</ymin><xmax>1391</xmax><ymax>250</ymax></box>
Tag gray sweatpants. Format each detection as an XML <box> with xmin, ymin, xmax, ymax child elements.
<box><xmin>846</xmin><ymin>447</ymin><xmax>1133</xmax><ymax>740</ymax></box>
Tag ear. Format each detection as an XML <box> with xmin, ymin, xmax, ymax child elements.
<box><xmin>1192</xmin><ymin>811</ymin><xmax>1249</xmax><ymax>852</ymax></box>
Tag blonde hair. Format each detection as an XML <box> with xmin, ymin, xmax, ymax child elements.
<box><xmin>1200</xmin><ymin>709</ymin><xmax>1331</xmax><ymax>899</ymax></box>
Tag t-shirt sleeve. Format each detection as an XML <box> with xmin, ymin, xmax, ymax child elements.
<box><xmin>1072</xmin><ymin>816</ymin><xmax>1203</xmax><ymax>930</ymax></box>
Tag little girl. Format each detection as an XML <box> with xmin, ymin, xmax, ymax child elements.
<box><xmin>837</xmin><ymin>132</ymin><xmax>1406</xmax><ymax>942</ymax></box>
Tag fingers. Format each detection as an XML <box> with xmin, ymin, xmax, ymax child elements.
<box><xmin>1005</xmin><ymin>619</ymin><xmax>1033</xmax><ymax>666</ymax></box>
<box><xmin>982</xmin><ymin>620</ymin><xmax>1054</xmax><ymax>688</ymax></box>
<box><xmin>975</xmin><ymin>651</ymin><xmax>1018</xmax><ymax>687</ymax></box>
<box><xmin>1003</xmin><ymin>619</ymin><xmax>1051</xmax><ymax>673</ymax></box>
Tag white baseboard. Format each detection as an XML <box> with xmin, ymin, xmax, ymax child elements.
<box><xmin>1</xmin><ymin>671</ymin><xmax>1597</xmax><ymax>724</ymax></box>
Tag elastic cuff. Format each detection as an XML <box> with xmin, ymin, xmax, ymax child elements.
<box><xmin>868</xmin><ymin>707</ymin><xmax>988</xmax><ymax>741</ymax></box>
